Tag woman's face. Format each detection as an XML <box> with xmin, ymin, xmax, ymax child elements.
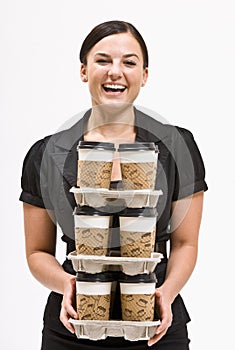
<box><xmin>80</xmin><ymin>33</ymin><xmax>148</xmax><ymax>107</ymax></box>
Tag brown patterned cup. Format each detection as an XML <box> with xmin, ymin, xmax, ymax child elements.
<box><xmin>119</xmin><ymin>272</ymin><xmax>157</xmax><ymax>321</ymax></box>
<box><xmin>77</xmin><ymin>141</ymin><xmax>115</xmax><ymax>189</ymax></box>
<box><xmin>119</xmin><ymin>208</ymin><xmax>157</xmax><ymax>258</ymax></box>
<box><xmin>74</xmin><ymin>205</ymin><xmax>111</xmax><ymax>256</ymax></box>
<box><xmin>76</xmin><ymin>272</ymin><xmax>113</xmax><ymax>320</ymax></box>
<box><xmin>118</xmin><ymin>143</ymin><xmax>159</xmax><ymax>190</ymax></box>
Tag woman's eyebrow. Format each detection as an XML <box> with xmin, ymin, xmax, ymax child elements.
<box><xmin>94</xmin><ymin>52</ymin><xmax>140</xmax><ymax>60</ymax></box>
<box><xmin>94</xmin><ymin>52</ymin><xmax>110</xmax><ymax>58</ymax></box>
<box><xmin>123</xmin><ymin>53</ymin><xmax>140</xmax><ymax>60</ymax></box>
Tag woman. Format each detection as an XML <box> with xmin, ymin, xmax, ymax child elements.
<box><xmin>20</xmin><ymin>20</ymin><xmax>208</xmax><ymax>349</ymax></box>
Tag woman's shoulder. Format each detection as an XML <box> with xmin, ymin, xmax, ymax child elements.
<box><xmin>135</xmin><ymin>107</ymin><xmax>194</xmax><ymax>141</ymax></box>
<box><xmin>23</xmin><ymin>135</ymin><xmax>52</xmax><ymax>161</ymax></box>
<box><xmin>174</xmin><ymin>125</ymin><xmax>194</xmax><ymax>139</ymax></box>
<box><xmin>24</xmin><ymin>111</ymin><xmax>87</xmax><ymax>157</ymax></box>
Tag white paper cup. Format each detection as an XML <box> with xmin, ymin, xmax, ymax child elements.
<box><xmin>74</xmin><ymin>206</ymin><xmax>111</xmax><ymax>256</ymax></box>
<box><xmin>119</xmin><ymin>273</ymin><xmax>156</xmax><ymax>321</ymax></box>
<box><xmin>77</xmin><ymin>141</ymin><xmax>115</xmax><ymax>189</ymax></box>
<box><xmin>119</xmin><ymin>208</ymin><xmax>157</xmax><ymax>258</ymax></box>
<box><xmin>76</xmin><ymin>272</ymin><xmax>113</xmax><ymax>320</ymax></box>
<box><xmin>118</xmin><ymin>143</ymin><xmax>159</xmax><ymax>190</ymax></box>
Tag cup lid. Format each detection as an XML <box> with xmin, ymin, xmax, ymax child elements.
<box><xmin>76</xmin><ymin>271</ymin><xmax>114</xmax><ymax>282</ymax></box>
<box><xmin>119</xmin><ymin>207</ymin><xmax>157</xmax><ymax>217</ymax></box>
<box><xmin>118</xmin><ymin>142</ymin><xmax>158</xmax><ymax>152</ymax></box>
<box><xmin>77</xmin><ymin>141</ymin><xmax>115</xmax><ymax>151</ymax></box>
<box><xmin>73</xmin><ymin>205</ymin><xmax>112</xmax><ymax>216</ymax></box>
<box><xmin>118</xmin><ymin>272</ymin><xmax>157</xmax><ymax>283</ymax></box>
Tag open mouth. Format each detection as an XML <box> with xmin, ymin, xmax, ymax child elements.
<box><xmin>102</xmin><ymin>84</ymin><xmax>126</xmax><ymax>93</ymax></box>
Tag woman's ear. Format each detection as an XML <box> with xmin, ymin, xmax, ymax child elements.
<box><xmin>141</xmin><ymin>67</ymin><xmax>149</xmax><ymax>87</ymax></box>
<box><xmin>80</xmin><ymin>64</ymin><xmax>88</xmax><ymax>82</ymax></box>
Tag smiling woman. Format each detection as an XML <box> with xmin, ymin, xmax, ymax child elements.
<box><xmin>19</xmin><ymin>20</ymin><xmax>208</xmax><ymax>350</ymax></box>
<box><xmin>80</xmin><ymin>32</ymin><xmax>148</xmax><ymax>106</ymax></box>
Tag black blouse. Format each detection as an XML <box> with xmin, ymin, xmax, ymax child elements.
<box><xmin>20</xmin><ymin>108</ymin><xmax>207</xmax><ymax>242</ymax></box>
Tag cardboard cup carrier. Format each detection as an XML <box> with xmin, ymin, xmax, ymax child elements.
<box><xmin>118</xmin><ymin>142</ymin><xmax>159</xmax><ymax>190</ymax></box>
<box><xmin>119</xmin><ymin>272</ymin><xmax>157</xmax><ymax>321</ymax></box>
<box><xmin>71</xmin><ymin>271</ymin><xmax>160</xmax><ymax>341</ymax></box>
<box><xmin>77</xmin><ymin>141</ymin><xmax>115</xmax><ymax>189</ymax></box>
<box><xmin>119</xmin><ymin>207</ymin><xmax>157</xmax><ymax>258</ymax></box>
<box><xmin>74</xmin><ymin>205</ymin><xmax>111</xmax><ymax>256</ymax></box>
<box><xmin>76</xmin><ymin>271</ymin><xmax>113</xmax><ymax>320</ymax></box>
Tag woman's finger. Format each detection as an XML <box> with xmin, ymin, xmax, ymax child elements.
<box><xmin>147</xmin><ymin>328</ymin><xmax>167</xmax><ymax>347</ymax></box>
<box><xmin>59</xmin><ymin>305</ymin><xmax>76</xmax><ymax>334</ymax></box>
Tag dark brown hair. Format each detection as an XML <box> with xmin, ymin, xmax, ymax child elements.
<box><xmin>79</xmin><ymin>20</ymin><xmax>149</xmax><ymax>68</ymax></box>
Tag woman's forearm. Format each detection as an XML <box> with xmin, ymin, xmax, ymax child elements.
<box><xmin>160</xmin><ymin>192</ymin><xmax>204</xmax><ymax>303</ymax></box>
<box><xmin>27</xmin><ymin>251</ymin><xmax>74</xmax><ymax>294</ymax></box>
<box><xmin>23</xmin><ymin>204</ymin><xmax>75</xmax><ymax>295</ymax></box>
<box><xmin>158</xmin><ymin>243</ymin><xmax>198</xmax><ymax>303</ymax></box>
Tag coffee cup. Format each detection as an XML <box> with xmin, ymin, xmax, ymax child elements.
<box><xmin>76</xmin><ymin>272</ymin><xmax>113</xmax><ymax>320</ymax></box>
<box><xmin>77</xmin><ymin>141</ymin><xmax>115</xmax><ymax>189</ymax></box>
<box><xmin>119</xmin><ymin>272</ymin><xmax>157</xmax><ymax>321</ymax></box>
<box><xmin>74</xmin><ymin>205</ymin><xmax>111</xmax><ymax>256</ymax></box>
<box><xmin>118</xmin><ymin>142</ymin><xmax>159</xmax><ymax>190</ymax></box>
<box><xmin>119</xmin><ymin>208</ymin><xmax>157</xmax><ymax>258</ymax></box>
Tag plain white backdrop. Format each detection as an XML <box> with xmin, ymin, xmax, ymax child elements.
<box><xmin>1</xmin><ymin>0</ymin><xmax>234</xmax><ymax>348</ymax></box>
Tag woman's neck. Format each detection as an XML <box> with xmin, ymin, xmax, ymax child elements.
<box><xmin>84</xmin><ymin>103</ymin><xmax>136</xmax><ymax>181</ymax></box>
<box><xmin>85</xmin><ymin>103</ymin><xmax>136</xmax><ymax>141</ymax></box>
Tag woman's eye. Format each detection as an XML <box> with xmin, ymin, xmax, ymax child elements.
<box><xmin>124</xmin><ymin>61</ymin><xmax>136</xmax><ymax>66</ymax></box>
<box><xmin>96</xmin><ymin>59</ymin><xmax>109</xmax><ymax>64</ymax></box>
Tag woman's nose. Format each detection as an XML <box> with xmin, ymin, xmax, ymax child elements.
<box><xmin>107</xmin><ymin>62</ymin><xmax>123</xmax><ymax>79</ymax></box>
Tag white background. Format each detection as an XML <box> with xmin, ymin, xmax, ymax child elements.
<box><xmin>1</xmin><ymin>0</ymin><xmax>234</xmax><ymax>349</ymax></box>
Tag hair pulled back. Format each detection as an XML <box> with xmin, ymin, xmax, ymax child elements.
<box><xmin>79</xmin><ymin>20</ymin><xmax>149</xmax><ymax>68</ymax></box>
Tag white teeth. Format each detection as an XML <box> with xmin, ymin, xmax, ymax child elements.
<box><xmin>103</xmin><ymin>84</ymin><xmax>125</xmax><ymax>90</ymax></box>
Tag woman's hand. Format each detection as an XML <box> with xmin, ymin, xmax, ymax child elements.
<box><xmin>147</xmin><ymin>288</ymin><xmax>173</xmax><ymax>347</ymax></box>
<box><xmin>60</xmin><ymin>275</ymin><xmax>78</xmax><ymax>334</ymax></box>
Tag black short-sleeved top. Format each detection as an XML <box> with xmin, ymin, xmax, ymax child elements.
<box><xmin>19</xmin><ymin>108</ymin><xmax>208</xmax><ymax>339</ymax></box>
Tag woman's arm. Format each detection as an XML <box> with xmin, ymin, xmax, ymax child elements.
<box><xmin>148</xmin><ymin>190</ymin><xmax>204</xmax><ymax>346</ymax></box>
<box><xmin>23</xmin><ymin>202</ymin><xmax>77</xmax><ymax>333</ymax></box>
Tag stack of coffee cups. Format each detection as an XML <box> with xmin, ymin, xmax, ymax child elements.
<box><xmin>72</xmin><ymin>141</ymin><xmax>160</xmax><ymax>324</ymax></box>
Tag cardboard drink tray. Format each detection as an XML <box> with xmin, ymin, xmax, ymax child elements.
<box><xmin>67</xmin><ymin>251</ymin><xmax>163</xmax><ymax>275</ymax></box>
<box><xmin>69</xmin><ymin>318</ymin><xmax>161</xmax><ymax>341</ymax></box>
<box><xmin>70</xmin><ymin>187</ymin><xmax>163</xmax><ymax>209</ymax></box>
